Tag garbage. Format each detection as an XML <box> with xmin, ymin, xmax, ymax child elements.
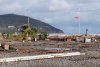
<box><xmin>85</xmin><ymin>38</ymin><xmax>91</xmax><ymax>43</ymax></box>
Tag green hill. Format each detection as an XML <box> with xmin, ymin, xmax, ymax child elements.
<box><xmin>0</xmin><ymin>14</ymin><xmax>63</xmax><ymax>33</ymax></box>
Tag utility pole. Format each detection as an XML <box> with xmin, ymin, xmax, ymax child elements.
<box><xmin>27</xmin><ymin>9</ymin><xmax>30</xmax><ymax>28</ymax></box>
<box><xmin>78</xmin><ymin>8</ymin><xmax>80</xmax><ymax>35</ymax></box>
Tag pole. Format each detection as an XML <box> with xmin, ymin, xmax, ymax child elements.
<box><xmin>78</xmin><ymin>8</ymin><xmax>80</xmax><ymax>35</ymax></box>
<box><xmin>0</xmin><ymin>52</ymin><xmax>85</xmax><ymax>62</ymax></box>
<box><xmin>27</xmin><ymin>9</ymin><xmax>30</xmax><ymax>28</ymax></box>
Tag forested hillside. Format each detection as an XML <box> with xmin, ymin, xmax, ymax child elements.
<box><xmin>0</xmin><ymin>14</ymin><xmax>63</xmax><ymax>33</ymax></box>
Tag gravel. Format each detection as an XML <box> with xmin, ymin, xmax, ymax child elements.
<box><xmin>0</xmin><ymin>57</ymin><xmax>100</xmax><ymax>67</ymax></box>
<box><xmin>0</xmin><ymin>41</ymin><xmax>100</xmax><ymax>67</ymax></box>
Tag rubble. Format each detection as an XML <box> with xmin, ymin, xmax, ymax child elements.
<box><xmin>0</xmin><ymin>34</ymin><xmax>100</xmax><ymax>67</ymax></box>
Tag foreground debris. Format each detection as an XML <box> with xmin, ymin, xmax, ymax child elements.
<box><xmin>0</xmin><ymin>52</ymin><xmax>85</xmax><ymax>62</ymax></box>
<box><xmin>0</xmin><ymin>41</ymin><xmax>99</xmax><ymax>67</ymax></box>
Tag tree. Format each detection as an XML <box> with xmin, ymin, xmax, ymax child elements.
<box><xmin>18</xmin><ymin>24</ymin><xmax>29</xmax><ymax>40</ymax></box>
<box><xmin>40</xmin><ymin>31</ymin><xmax>48</xmax><ymax>39</ymax></box>
<box><xmin>20</xmin><ymin>24</ymin><xmax>29</xmax><ymax>32</ymax></box>
<box><xmin>30</xmin><ymin>28</ymin><xmax>38</xmax><ymax>37</ymax></box>
<box><xmin>17</xmin><ymin>24</ymin><xmax>38</xmax><ymax>40</ymax></box>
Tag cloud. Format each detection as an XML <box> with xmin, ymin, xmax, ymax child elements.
<box><xmin>43</xmin><ymin>18</ymin><xmax>52</xmax><ymax>23</ymax></box>
<box><xmin>2</xmin><ymin>2</ymin><xmax>22</xmax><ymax>12</ymax></box>
<box><xmin>49</xmin><ymin>0</ymin><xmax>72</xmax><ymax>11</ymax></box>
<box><xmin>0</xmin><ymin>0</ymin><xmax>38</xmax><ymax>14</ymax></box>
<box><xmin>78</xmin><ymin>0</ymin><xmax>100</xmax><ymax>3</ymax></box>
<box><xmin>0</xmin><ymin>0</ymin><xmax>3</xmax><ymax>3</ymax></box>
<box><xmin>0</xmin><ymin>0</ymin><xmax>100</xmax><ymax>33</ymax></box>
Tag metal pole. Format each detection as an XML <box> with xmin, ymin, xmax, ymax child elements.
<box><xmin>78</xmin><ymin>8</ymin><xmax>80</xmax><ymax>35</ymax></box>
<box><xmin>27</xmin><ymin>9</ymin><xmax>30</xmax><ymax>28</ymax></box>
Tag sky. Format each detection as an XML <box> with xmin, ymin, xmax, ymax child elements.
<box><xmin>0</xmin><ymin>0</ymin><xmax>100</xmax><ymax>34</ymax></box>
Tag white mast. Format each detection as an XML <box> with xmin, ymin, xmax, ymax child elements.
<box><xmin>78</xmin><ymin>8</ymin><xmax>80</xmax><ymax>34</ymax></box>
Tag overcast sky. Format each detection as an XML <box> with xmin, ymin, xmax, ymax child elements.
<box><xmin>0</xmin><ymin>0</ymin><xmax>100</xmax><ymax>34</ymax></box>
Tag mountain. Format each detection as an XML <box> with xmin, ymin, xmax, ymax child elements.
<box><xmin>0</xmin><ymin>14</ymin><xmax>63</xmax><ymax>33</ymax></box>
